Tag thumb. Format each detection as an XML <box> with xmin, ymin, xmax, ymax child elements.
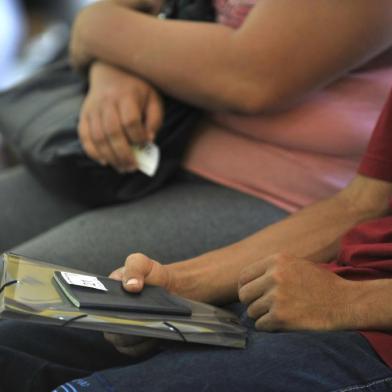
<box><xmin>122</xmin><ymin>253</ymin><xmax>158</xmax><ymax>293</ymax></box>
<box><xmin>109</xmin><ymin>267</ymin><xmax>124</xmax><ymax>281</ymax></box>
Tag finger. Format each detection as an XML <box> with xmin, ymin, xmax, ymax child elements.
<box><xmin>115</xmin><ymin>339</ymin><xmax>158</xmax><ymax>358</ymax></box>
<box><xmin>88</xmin><ymin>111</ymin><xmax>117</xmax><ymax>167</ymax></box>
<box><xmin>238</xmin><ymin>255</ymin><xmax>277</xmax><ymax>287</ymax></box>
<box><xmin>109</xmin><ymin>267</ymin><xmax>125</xmax><ymax>281</ymax></box>
<box><xmin>78</xmin><ymin>114</ymin><xmax>101</xmax><ymax>162</ymax></box>
<box><xmin>246</xmin><ymin>291</ymin><xmax>273</xmax><ymax>320</ymax></box>
<box><xmin>144</xmin><ymin>91</ymin><xmax>163</xmax><ymax>142</ymax></box>
<box><xmin>115</xmin><ymin>345</ymin><xmax>140</xmax><ymax>357</ymax></box>
<box><xmin>104</xmin><ymin>332</ymin><xmax>158</xmax><ymax>357</ymax></box>
<box><xmin>122</xmin><ymin>253</ymin><xmax>155</xmax><ymax>292</ymax></box>
<box><xmin>102</xmin><ymin>103</ymin><xmax>136</xmax><ymax>172</ymax></box>
<box><xmin>119</xmin><ymin>97</ymin><xmax>146</xmax><ymax>145</ymax></box>
<box><xmin>104</xmin><ymin>332</ymin><xmax>145</xmax><ymax>348</ymax></box>
<box><xmin>122</xmin><ymin>253</ymin><xmax>167</xmax><ymax>293</ymax></box>
<box><xmin>238</xmin><ymin>275</ymin><xmax>269</xmax><ymax>305</ymax></box>
<box><xmin>127</xmin><ymin>338</ymin><xmax>158</xmax><ymax>357</ymax></box>
<box><xmin>255</xmin><ymin>313</ymin><xmax>281</xmax><ymax>332</ymax></box>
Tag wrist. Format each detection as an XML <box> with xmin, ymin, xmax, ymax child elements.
<box><xmin>346</xmin><ymin>279</ymin><xmax>392</xmax><ymax>330</ymax></box>
<box><xmin>89</xmin><ymin>61</ymin><xmax>140</xmax><ymax>91</ymax></box>
<box><xmin>338</xmin><ymin>174</ymin><xmax>392</xmax><ymax>221</ymax></box>
<box><xmin>89</xmin><ymin>61</ymin><xmax>107</xmax><ymax>83</ymax></box>
<box><xmin>165</xmin><ymin>250</ymin><xmax>240</xmax><ymax>304</ymax></box>
<box><xmin>330</xmin><ymin>278</ymin><xmax>364</xmax><ymax>330</ymax></box>
<box><xmin>165</xmin><ymin>261</ymin><xmax>202</xmax><ymax>301</ymax></box>
<box><xmin>166</xmin><ymin>254</ymin><xmax>223</xmax><ymax>303</ymax></box>
<box><xmin>89</xmin><ymin>61</ymin><xmax>118</xmax><ymax>85</ymax></box>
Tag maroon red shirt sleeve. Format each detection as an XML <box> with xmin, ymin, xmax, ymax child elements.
<box><xmin>358</xmin><ymin>90</ymin><xmax>392</xmax><ymax>181</ymax></box>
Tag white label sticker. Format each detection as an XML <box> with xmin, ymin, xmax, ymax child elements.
<box><xmin>132</xmin><ymin>143</ymin><xmax>160</xmax><ymax>177</ymax></box>
<box><xmin>61</xmin><ymin>272</ymin><xmax>108</xmax><ymax>291</ymax></box>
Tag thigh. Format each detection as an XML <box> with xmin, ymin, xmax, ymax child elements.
<box><xmin>13</xmin><ymin>173</ymin><xmax>288</xmax><ymax>275</ymax></box>
<box><xmin>3</xmin><ymin>309</ymin><xmax>391</xmax><ymax>392</ymax></box>
<box><xmin>0</xmin><ymin>166</ymin><xmax>86</xmax><ymax>252</ymax></box>
<box><xmin>0</xmin><ymin>320</ymin><xmax>132</xmax><ymax>392</ymax></box>
<box><xmin>58</xmin><ymin>329</ymin><xmax>392</xmax><ymax>392</ymax></box>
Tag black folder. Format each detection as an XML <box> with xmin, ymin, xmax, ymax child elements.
<box><xmin>53</xmin><ymin>271</ymin><xmax>192</xmax><ymax>316</ymax></box>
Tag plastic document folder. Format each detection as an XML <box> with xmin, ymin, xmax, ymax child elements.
<box><xmin>0</xmin><ymin>253</ymin><xmax>247</xmax><ymax>348</ymax></box>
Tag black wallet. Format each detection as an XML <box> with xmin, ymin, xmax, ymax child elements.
<box><xmin>53</xmin><ymin>271</ymin><xmax>192</xmax><ymax>316</ymax></box>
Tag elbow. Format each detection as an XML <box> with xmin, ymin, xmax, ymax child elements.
<box><xmin>222</xmin><ymin>78</ymin><xmax>286</xmax><ymax>115</ymax></box>
<box><xmin>229</xmin><ymin>90</ymin><xmax>268</xmax><ymax>115</ymax></box>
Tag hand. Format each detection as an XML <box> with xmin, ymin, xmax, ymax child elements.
<box><xmin>110</xmin><ymin>252</ymin><xmax>173</xmax><ymax>293</ymax></box>
<box><xmin>78</xmin><ymin>62</ymin><xmax>163</xmax><ymax>172</ymax></box>
<box><xmin>105</xmin><ymin>253</ymin><xmax>173</xmax><ymax>356</ymax></box>
<box><xmin>104</xmin><ymin>333</ymin><xmax>159</xmax><ymax>357</ymax></box>
<box><xmin>238</xmin><ymin>253</ymin><xmax>353</xmax><ymax>331</ymax></box>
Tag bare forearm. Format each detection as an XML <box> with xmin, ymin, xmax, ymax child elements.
<box><xmin>339</xmin><ymin>279</ymin><xmax>392</xmax><ymax>330</ymax></box>
<box><xmin>75</xmin><ymin>6</ymin><xmax>243</xmax><ymax>111</ymax></box>
<box><xmin>73</xmin><ymin>0</ymin><xmax>392</xmax><ymax>113</ymax></box>
<box><xmin>168</xmin><ymin>176</ymin><xmax>392</xmax><ymax>304</ymax></box>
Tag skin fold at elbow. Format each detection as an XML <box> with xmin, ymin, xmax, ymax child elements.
<box><xmin>220</xmin><ymin>75</ymin><xmax>295</xmax><ymax>115</ymax></box>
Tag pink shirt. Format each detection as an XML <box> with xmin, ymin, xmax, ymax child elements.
<box><xmin>183</xmin><ymin>0</ymin><xmax>392</xmax><ymax>212</ymax></box>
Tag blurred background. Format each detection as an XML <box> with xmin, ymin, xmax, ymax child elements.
<box><xmin>0</xmin><ymin>0</ymin><xmax>96</xmax><ymax>90</ymax></box>
<box><xmin>0</xmin><ymin>0</ymin><xmax>96</xmax><ymax>168</ymax></box>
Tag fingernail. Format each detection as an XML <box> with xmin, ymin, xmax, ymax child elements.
<box><xmin>126</xmin><ymin>278</ymin><xmax>140</xmax><ymax>287</ymax></box>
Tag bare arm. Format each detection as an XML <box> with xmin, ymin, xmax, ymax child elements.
<box><xmin>71</xmin><ymin>0</ymin><xmax>392</xmax><ymax>113</ymax></box>
<box><xmin>112</xmin><ymin>175</ymin><xmax>392</xmax><ymax>305</ymax></box>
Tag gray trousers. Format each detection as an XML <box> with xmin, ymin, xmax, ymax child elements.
<box><xmin>0</xmin><ymin>166</ymin><xmax>288</xmax><ymax>275</ymax></box>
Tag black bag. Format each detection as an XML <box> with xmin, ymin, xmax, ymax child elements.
<box><xmin>0</xmin><ymin>0</ymin><xmax>215</xmax><ymax>207</ymax></box>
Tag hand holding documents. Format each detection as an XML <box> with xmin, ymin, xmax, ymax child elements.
<box><xmin>0</xmin><ymin>253</ymin><xmax>247</xmax><ymax>348</ymax></box>
<box><xmin>53</xmin><ymin>270</ymin><xmax>192</xmax><ymax>316</ymax></box>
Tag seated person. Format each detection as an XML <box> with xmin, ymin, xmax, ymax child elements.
<box><xmin>2</xmin><ymin>0</ymin><xmax>392</xmax><ymax>258</ymax></box>
<box><xmin>2</xmin><ymin>90</ymin><xmax>392</xmax><ymax>392</ymax></box>
<box><xmin>60</xmin><ymin>88</ymin><xmax>392</xmax><ymax>390</ymax></box>
<box><xmin>1</xmin><ymin>1</ymin><xmax>392</xmax><ymax>390</ymax></box>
